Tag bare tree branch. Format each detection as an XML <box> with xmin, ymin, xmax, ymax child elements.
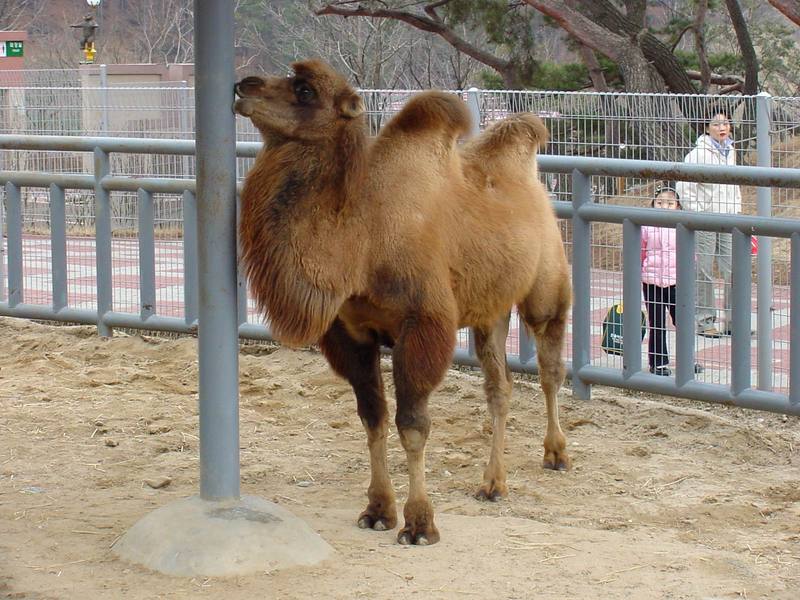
<box><xmin>768</xmin><ymin>0</ymin><xmax>800</xmax><ymax>26</ymax></box>
<box><xmin>685</xmin><ymin>69</ymin><xmax>743</xmax><ymax>86</ymax></box>
<box><xmin>0</xmin><ymin>0</ymin><xmax>44</xmax><ymax>31</ymax></box>
<box><xmin>317</xmin><ymin>2</ymin><xmax>522</xmax><ymax>86</ymax></box>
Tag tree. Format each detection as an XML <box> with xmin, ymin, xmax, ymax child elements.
<box><xmin>238</xmin><ymin>0</ymin><xmax>484</xmax><ymax>90</ymax></box>
<box><xmin>316</xmin><ymin>0</ymin><xmax>773</xmax><ymax>95</ymax></box>
<box><xmin>125</xmin><ymin>0</ymin><xmax>195</xmax><ymax>64</ymax></box>
<box><xmin>316</xmin><ymin>1</ymin><xmax>540</xmax><ymax>88</ymax></box>
<box><xmin>0</xmin><ymin>0</ymin><xmax>43</xmax><ymax>32</ymax></box>
<box><xmin>237</xmin><ymin>1</ymin><xmax>412</xmax><ymax>88</ymax></box>
<box><xmin>723</xmin><ymin>0</ymin><xmax>758</xmax><ymax>94</ymax></box>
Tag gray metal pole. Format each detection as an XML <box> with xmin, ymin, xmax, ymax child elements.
<box><xmin>571</xmin><ymin>170</ymin><xmax>592</xmax><ymax>400</ymax></box>
<box><xmin>0</xmin><ymin>183</ymin><xmax>6</xmax><ymax>302</ymax></box>
<box><xmin>674</xmin><ymin>223</ymin><xmax>696</xmax><ymax>386</ymax></box>
<box><xmin>622</xmin><ymin>219</ymin><xmax>642</xmax><ymax>377</ymax></box>
<box><xmin>194</xmin><ymin>0</ymin><xmax>240</xmax><ymax>501</ymax></box>
<box><xmin>755</xmin><ymin>92</ymin><xmax>773</xmax><ymax>391</ymax></box>
<box><xmin>49</xmin><ymin>184</ymin><xmax>67</xmax><ymax>312</ymax></box>
<box><xmin>137</xmin><ymin>188</ymin><xmax>156</xmax><ymax>320</ymax></box>
<box><xmin>183</xmin><ymin>190</ymin><xmax>199</xmax><ymax>326</ymax></box>
<box><xmin>791</xmin><ymin>233</ymin><xmax>800</xmax><ymax>405</ymax></box>
<box><xmin>466</xmin><ymin>87</ymin><xmax>481</xmax><ymax>137</ymax></box>
<box><xmin>94</xmin><ymin>148</ymin><xmax>112</xmax><ymax>337</ymax></box>
<box><xmin>730</xmin><ymin>229</ymin><xmax>752</xmax><ymax>396</ymax></box>
<box><xmin>5</xmin><ymin>183</ymin><xmax>21</xmax><ymax>307</ymax></box>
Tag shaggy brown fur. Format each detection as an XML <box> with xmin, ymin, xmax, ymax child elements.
<box><xmin>234</xmin><ymin>59</ymin><xmax>572</xmax><ymax>546</ymax></box>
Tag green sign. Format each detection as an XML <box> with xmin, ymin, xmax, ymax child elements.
<box><xmin>0</xmin><ymin>41</ymin><xmax>24</xmax><ymax>58</ymax></box>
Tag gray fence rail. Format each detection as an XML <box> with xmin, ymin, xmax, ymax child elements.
<box><xmin>1</xmin><ymin>133</ymin><xmax>798</xmax><ymax>416</ymax></box>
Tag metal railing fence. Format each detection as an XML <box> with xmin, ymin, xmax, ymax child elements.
<box><xmin>1</xmin><ymin>133</ymin><xmax>799</xmax><ymax>416</ymax></box>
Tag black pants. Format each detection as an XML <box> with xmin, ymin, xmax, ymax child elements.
<box><xmin>643</xmin><ymin>283</ymin><xmax>676</xmax><ymax>370</ymax></box>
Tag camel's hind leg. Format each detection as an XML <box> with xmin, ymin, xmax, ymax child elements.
<box><xmin>393</xmin><ymin>313</ymin><xmax>456</xmax><ymax>546</ymax></box>
<box><xmin>320</xmin><ymin>318</ymin><xmax>397</xmax><ymax>532</ymax></box>
<box><xmin>518</xmin><ymin>294</ymin><xmax>571</xmax><ymax>471</ymax></box>
<box><xmin>473</xmin><ymin>315</ymin><xmax>513</xmax><ymax>501</ymax></box>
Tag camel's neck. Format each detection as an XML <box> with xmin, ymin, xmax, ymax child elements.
<box><xmin>249</xmin><ymin>124</ymin><xmax>367</xmax><ymax>219</ymax></box>
<box><xmin>238</xmin><ymin>123</ymin><xmax>370</xmax><ymax>345</ymax></box>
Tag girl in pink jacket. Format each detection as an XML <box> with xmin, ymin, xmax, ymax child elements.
<box><xmin>641</xmin><ymin>185</ymin><xmax>703</xmax><ymax>376</ymax></box>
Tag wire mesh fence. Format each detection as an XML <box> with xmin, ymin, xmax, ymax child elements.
<box><xmin>1</xmin><ymin>74</ymin><xmax>798</xmax><ymax>393</ymax></box>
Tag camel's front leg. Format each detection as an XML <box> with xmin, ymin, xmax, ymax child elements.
<box><xmin>320</xmin><ymin>319</ymin><xmax>397</xmax><ymax>531</ymax></box>
<box><xmin>393</xmin><ymin>313</ymin><xmax>455</xmax><ymax>545</ymax></box>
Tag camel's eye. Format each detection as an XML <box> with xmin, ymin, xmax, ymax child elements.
<box><xmin>293</xmin><ymin>81</ymin><xmax>316</xmax><ymax>105</ymax></box>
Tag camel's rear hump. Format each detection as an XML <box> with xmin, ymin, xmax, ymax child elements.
<box><xmin>463</xmin><ymin>113</ymin><xmax>548</xmax><ymax>170</ymax></box>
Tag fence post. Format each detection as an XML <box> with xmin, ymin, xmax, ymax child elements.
<box><xmin>4</xmin><ymin>183</ymin><xmax>21</xmax><ymax>307</ymax></box>
<box><xmin>137</xmin><ymin>188</ymin><xmax>156</xmax><ymax>320</ymax></box>
<box><xmin>49</xmin><ymin>184</ymin><xmax>67</xmax><ymax>312</ymax></box>
<box><xmin>675</xmin><ymin>223</ymin><xmax>697</xmax><ymax>386</ymax></box>
<box><xmin>791</xmin><ymin>233</ymin><xmax>800</xmax><ymax>405</ymax></box>
<box><xmin>466</xmin><ymin>87</ymin><xmax>481</xmax><ymax>136</ymax></box>
<box><xmin>755</xmin><ymin>92</ymin><xmax>773</xmax><ymax>391</ymax></box>
<box><xmin>182</xmin><ymin>190</ymin><xmax>198</xmax><ymax>326</ymax></box>
<box><xmin>0</xmin><ymin>185</ymin><xmax>5</xmax><ymax>302</ymax></box>
<box><xmin>622</xmin><ymin>218</ymin><xmax>642</xmax><ymax>377</ymax></box>
<box><xmin>731</xmin><ymin>229</ymin><xmax>753</xmax><ymax>395</ymax></box>
<box><xmin>94</xmin><ymin>148</ymin><xmax>112</xmax><ymax>336</ymax></box>
<box><xmin>571</xmin><ymin>170</ymin><xmax>592</xmax><ymax>400</ymax></box>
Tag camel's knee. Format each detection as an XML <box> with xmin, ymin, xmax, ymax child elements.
<box><xmin>481</xmin><ymin>357</ymin><xmax>512</xmax><ymax>402</ymax></box>
<box><xmin>396</xmin><ymin>414</ymin><xmax>431</xmax><ymax>452</ymax></box>
<box><xmin>538</xmin><ymin>359</ymin><xmax>566</xmax><ymax>391</ymax></box>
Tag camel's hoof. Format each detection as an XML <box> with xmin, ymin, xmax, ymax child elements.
<box><xmin>543</xmin><ymin>453</ymin><xmax>572</xmax><ymax>471</ymax></box>
<box><xmin>397</xmin><ymin>527</ymin><xmax>438</xmax><ymax>546</ymax></box>
<box><xmin>357</xmin><ymin>515</ymin><xmax>391</xmax><ymax>530</ymax></box>
<box><xmin>475</xmin><ymin>489</ymin><xmax>503</xmax><ymax>502</ymax></box>
<box><xmin>475</xmin><ymin>482</ymin><xmax>507</xmax><ymax>502</ymax></box>
<box><xmin>357</xmin><ymin>507</ymin><xmax>397</xmax><ymax>531</ymax></box>
<box><xmin>398</xmin><ymin>499</ymin><xmax>439</xmax><ymax>545</ymax></box>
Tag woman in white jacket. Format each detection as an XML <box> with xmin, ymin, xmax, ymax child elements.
<box><xmin>676</xmin><ymin>109</ymin><xmax>742</xmax><ymax>338</ymax></box>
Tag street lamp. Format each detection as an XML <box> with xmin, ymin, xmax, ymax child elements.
<box><xmin>86</xmin><ymin>0</ymin><xmax>101</xmax><ymax>6</ymax></box>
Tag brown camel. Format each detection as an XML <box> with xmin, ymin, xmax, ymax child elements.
<box><xmin>234</xmin><ymin>59</ymin><xmax>572</xmax><ymax>546</ymax></box>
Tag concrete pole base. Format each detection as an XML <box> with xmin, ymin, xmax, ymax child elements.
<box><xmin>112</xmin><ymin>495</ymin><xmax>333</xmax><ymax>576</ymax></box>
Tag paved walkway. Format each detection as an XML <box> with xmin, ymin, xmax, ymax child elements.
<box><xmin>3</xmin><ymin>234</ymin><xmax>791</xmax><ymax>393</ymax></box>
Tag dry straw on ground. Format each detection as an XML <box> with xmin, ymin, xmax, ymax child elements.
<box><xmin>1</xmin><ymin>317</ymin><xmax>799</xmax><ymax>599</ymax></box>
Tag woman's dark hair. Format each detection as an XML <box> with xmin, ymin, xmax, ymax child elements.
<box><xmin>705</xmin><ymin>105</ymin><xmax>732</xmax><ymax>126</ymax></box>
<box><xmin>652</xmin><ymin>181</ymin><xmax>682</xmax><ymax>208</ymax></box>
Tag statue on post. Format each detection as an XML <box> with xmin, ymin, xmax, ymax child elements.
<box><xmin>71</xmin><ymin>14</ymin><xmax>98</xmax><ymax>63</ymax></box>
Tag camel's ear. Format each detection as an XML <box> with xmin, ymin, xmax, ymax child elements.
<box><xmin>338</xmin><ymin>92</ymin><xmax>364</xmax><ymax>119</ymax></box>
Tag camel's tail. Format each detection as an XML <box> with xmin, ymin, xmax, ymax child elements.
<box><xmin>463</xmin><ymin>113</ymin><xmax>549</xmax><ymax>166</ymax></box>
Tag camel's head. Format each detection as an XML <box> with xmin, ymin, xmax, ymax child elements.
<box><xmin>234</xmin><ymin>59</ymin><xmax>365</xmax><ymax>143</ymax></box>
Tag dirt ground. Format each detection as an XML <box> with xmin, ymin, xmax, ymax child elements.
<box><xmin>1</xmin><ymin>317</ymin><xmax>799</xmax><ymax>600</ymax></box>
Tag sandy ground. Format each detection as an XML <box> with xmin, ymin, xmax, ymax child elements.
<box><xmin>1</xmin><ymin>316</ymin><xmax>799</xmax><ymax>600</ymax></box>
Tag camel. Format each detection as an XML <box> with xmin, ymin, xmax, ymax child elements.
<box><xmin>234</xmin><ymin>59</ymin><xmax>572</xmax><ymax>546</ymax></box>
